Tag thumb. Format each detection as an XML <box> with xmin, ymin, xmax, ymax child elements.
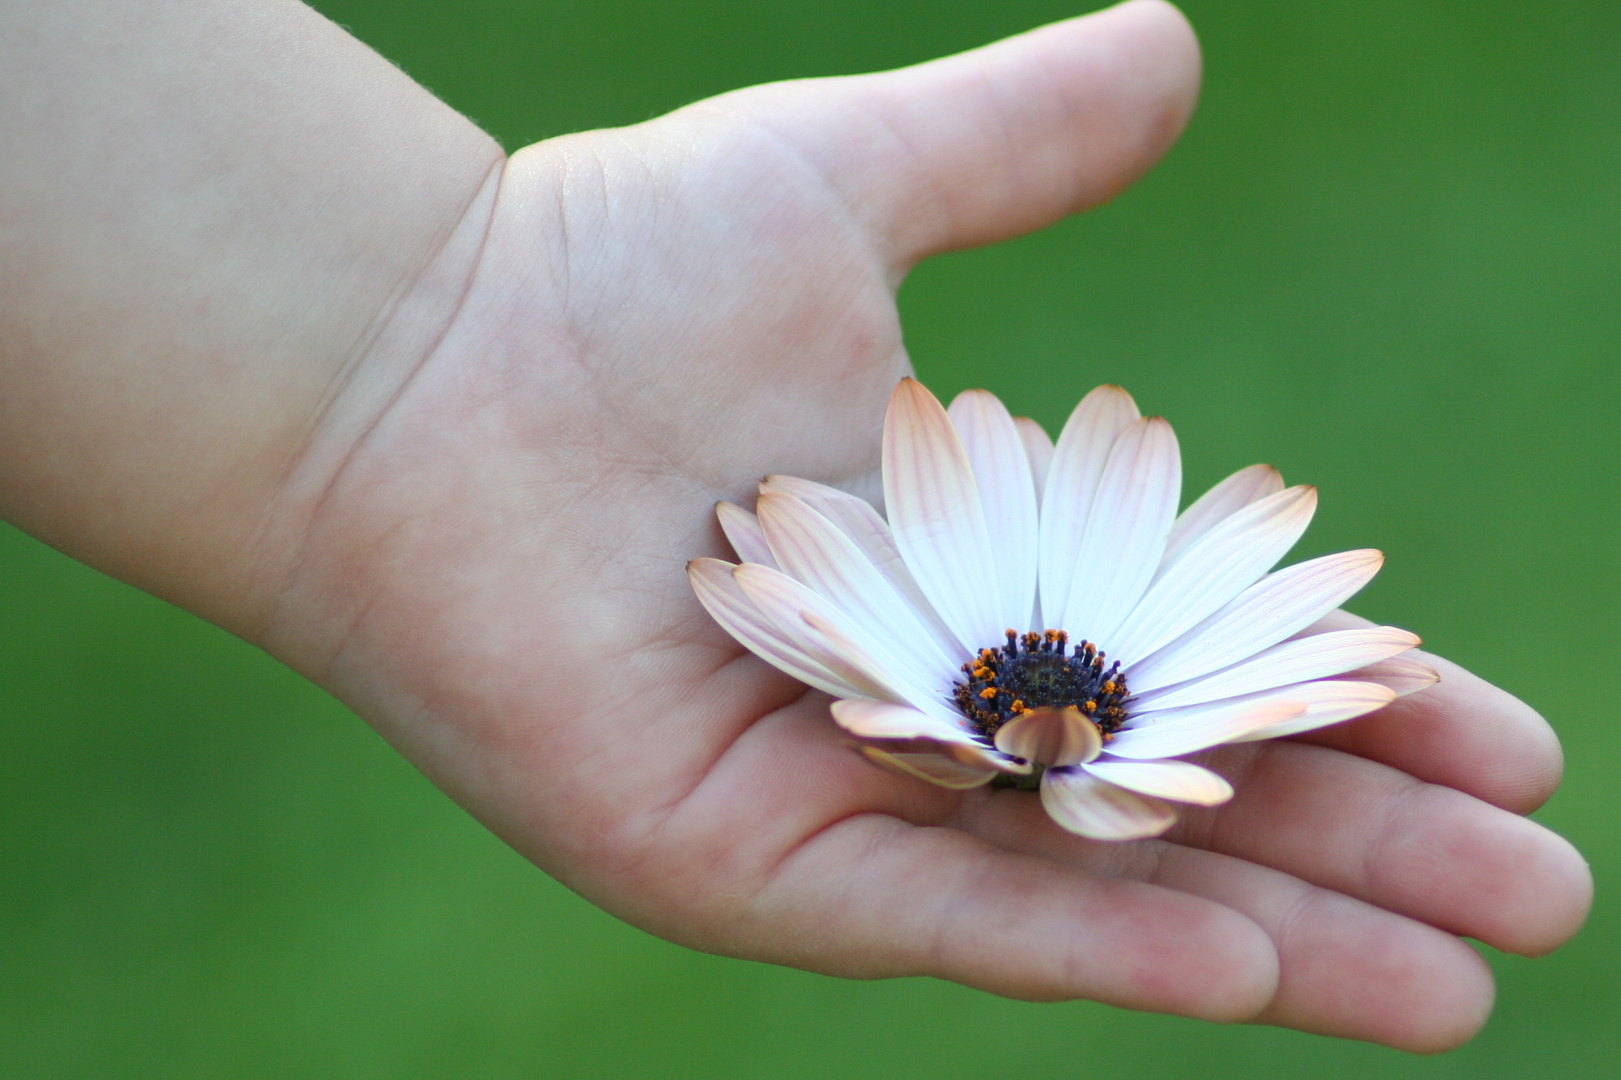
<box><xmin>719</xmin><ymin>0</ymin><xmax>1201</xmax><ymax>268</ymax></box>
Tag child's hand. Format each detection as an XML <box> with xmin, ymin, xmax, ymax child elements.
<box><xmin>0</xmin><ymin>0</ymin><xmax>1589</xmax><ymax>1050</ymax></box>
<box><xmin>259</xmin><ymin>1</ymin><xmax>1587</xmax><ymax>1050</ymax></box>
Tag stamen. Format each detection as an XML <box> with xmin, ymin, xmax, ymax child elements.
<box><xmin>952</xmin><ymin>628</ymin><xmax>1132</xmax><ymax>744</ymax></box>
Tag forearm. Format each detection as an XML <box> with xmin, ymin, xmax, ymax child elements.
<box><xmin>0</xmin><ymin>0</ymin><xmax>502</xmax><ymax>635</ymax></box>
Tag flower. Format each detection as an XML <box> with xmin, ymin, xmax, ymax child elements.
<box><xmin>688</xmin><ymin>379</ymin><xmax>1437</xmax><ymax>840</ymax></box>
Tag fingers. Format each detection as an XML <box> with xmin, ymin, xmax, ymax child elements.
<box><xmin>1302</xmin><ymin>645</ymin><xmax>1562</xmax><ymax>813</ymax></box>
<box><xmin>1180</xmin><ymin>740</ymin><xmax>1593</xmax><ymax>957</ymax></box>
<box><xmin>960</xmin><ymin>794</ymin><xmax>1494</xmax><ymax>1052</ymax></box>
<box><xmin>755</xmin><ymin>812</ymin><xmax>1280</xmax><ymax>1020</ymax></box>
<box><xmin>656</xmin><ymin>701</ymin><xmax>1275</xmax><ymax>1020</ymax></box>
<box><xmin>727</xmin><ymin>0</ymin><xmax>1201</xmax><ymax>266</ymax></box>
<box><xmin>1296</xmin><ymin>613</ymin><xmax>1563</xmax><ymax>813</ymax></box>
<box><xmin>1151</xmin><ymin>846</ymin><xmax>1494</xmax><ymax>1052</ymax></box>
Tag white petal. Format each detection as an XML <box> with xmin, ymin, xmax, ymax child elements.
<box><xmin>830</xmin><ymin>698</ymin><xmax>981</xmax><ymax>747</ymax></box>
<box><xmin>1342</xmin><ymin>655</ymin><xmax>1440</xmax><ymax>698</ymax></box>
<box><xmin>733</xmin><ymin>562</ymin><xmax>961</xmax><ymax>723</ymax></box>
<box><xmin>1038</xmin><ymin>385</ymin><xmax>1140</xmax><ymax>633</ymax></box>
<box><xmin>1131</xmin><ymin>626</ymin><xmax>1421</xmax><ymax>711</ymax></box>
<box><xmin>883</xmin><ymin>379</ymin><xmax>1004</xmax><ymax>651</ymax></box>
<box><xmin>1104</xmin><ymin>696</ymin><xmax>1307</xmax><ymax>759</ymax></box>
<box><xmin>800</xmin><ymin>610</ymin><xmax>975</xmax><ymax>728</ymax></box>
<box><xmin>687</xmin><ymin>558</ymin><xmax>858</xmax><ymax>699</ymax></box>
<box><xmin>1082</xmin><ymin>758</ymin><xmax>1234</xmax><ymax>806</ymax></box>
<box><xmin>1109</xmin><ymin>485</ymin><xmax>1318</xmax><ymax>667</ymax></box>
<box><xmin>1061</xmin><ymin>417</ymin><xmax>1181</xmax><ymax>643</ymax></box>
<box><xmin>949</xmin><ymin>390</ymin><xmax>1040</xmax><ymax>634</ymax></box>
<box><xmin>834</xmin><ymin>702</ymin><xmax>1029</xmax><ymax>777</ymax></box>
<box><xmin>759</xmin><ymin>475</ymin><xmax>962</xmax><ymax>660</ymax></box>
<box><xmin>1125</xmin><ymin>548</ymin><xmax>1385</xmax><ymax>693</ymax></box>
<box><xmin>1226</xmin><ymin>681</ymin><xmax>1397</xmax><ymax>741</ymax></box>
<box><xmin>1014</xmin><ymin>417</ymin><xmax>1054</xmax><ymax>508</ymax></box>
<box><xmin>715</xmin><ymin>501</ymin><xmax>778</xmax><ymax>568</ymax></box>
<box><xmin>756</xmin><ymin>492</ymin><xmax>961</xmax><ymax>679</ymax></box>
<box><xmin>1040</xmin><ymin>768</ymin><xmax>1177</xmax><ymax>840</ymax></box>
<box><xmin>1160</xmin><ymin>464</ymin><xmax>1284</xmax><ymax>572</ymax></box>
<box><xmin>854</xmin><ymin>745</ymin><xmax>998</xmax><ymax>789</ymax></box>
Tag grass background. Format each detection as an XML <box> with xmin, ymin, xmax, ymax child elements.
<box><xmin>2</xmin><ymin>0</ymin><xmax>1617</xmax><ymax>1075</ymax></box>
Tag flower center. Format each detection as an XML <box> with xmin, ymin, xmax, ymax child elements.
<box><xmin>953</xmin><ymin>630</ymin><xmax>1131</xmax><ymax>742</ymax></box>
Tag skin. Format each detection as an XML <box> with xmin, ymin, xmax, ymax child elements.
<box><xmin>0</xmin><ymin>0</ymin><xmax>1591</xmax><ymax>1052</ymax></box>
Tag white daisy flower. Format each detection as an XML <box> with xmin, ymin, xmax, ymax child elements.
<box><xmin>689</xmin><ymin>379</ymin><xmax>1437</xmax><ymax>841</ymax></box>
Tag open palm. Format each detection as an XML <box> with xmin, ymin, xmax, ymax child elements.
<box><xmin>264</xmin><ymin>1</ymin><xmax>1588</xmax><ymax>1051</ymax></box>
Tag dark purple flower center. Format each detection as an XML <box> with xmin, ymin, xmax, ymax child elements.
<box><xmin>953</xmin><ymin>629</ymin><xmax>1131</xmax><ymax>741</ymax></box>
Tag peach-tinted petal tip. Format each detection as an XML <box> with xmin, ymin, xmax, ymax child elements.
<box><xmin>1084</xmin><ymin>758</ymin><xmax>1234</xmax><ymax>806</ymax></box>
<box><xmin>1350</xmin><ymin>655</ymin><xmax>1441</xmax><ymax>697</ymax></box>
<box><xmin>853</xmin><ymin>743</ymin><xmax>997</xmax><ymax>789</ymax></box>
<box><xmin>1040</xmin><ymin>769</ymin><xmax>1178</xmax><ymax>840</ymax></box>
<box><xmin>830</xmin><ymin>698</ymin><xmax>974</xmax><ymax>743</ymax></box>
<box><xmin>993</xmin><ymin>706</ymin><xmax>1103</xmax><ymax>767</ymax></box>
<box><xmin>893</xmin><ymin>375</ymin><xmax>930</xmax><ymax>400</ymax></box>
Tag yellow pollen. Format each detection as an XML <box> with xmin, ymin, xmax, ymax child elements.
<box><xmin>978</xmin><ymin>687</ymin><xmax>999</xmax><ymax>700</ymax></box>
<box><xmin>1082</xmin><ymin>700</ymin><xmax>1098</xmax><ymax>713</ymax></box>
<box><xmin>1101</xmin><ymin>681</ymin><xmax>1118</xmax><ymax>694</ymax></box>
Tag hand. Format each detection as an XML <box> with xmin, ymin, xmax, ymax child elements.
<box><xmin>244</xmin><ymin>0</ymin><xmax>1587</xmax><ymax>1050</ymax></box>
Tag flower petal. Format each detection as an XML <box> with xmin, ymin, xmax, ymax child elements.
<box><xmin>800</xmin><ymin>609</ymin><xmax>978</xmax><ymax>728</ymax></box>
<box><xmin>687</xmin><ymin>558</ymin><xmax>858</xmax><ymax>698</ymax></box>
<box><xmin>1109</xmin><ymin>485</ymin><xmax>1318</xmax><ymax>668</ymax></box>
<box><xmin>1131</xmin><ymin>626</ymin><xmax>1421</xmax><ymax>711</ymax></box>
<box><xmin>1014</xmin><ymin>417</ymin><xmax>1054</xmax><ymax>508</ymax></box>
<box><xmin>1124</xmin><ymin>548</ymin><xmax>1385</xmax><ymax>694</ymax></box>
<box><xmin>1341</xmin><ymin>656</ymin><xmax>1440</xmax><ymax>698</ymax></box>
<box><xmin>830</xmin><ymin>698</ymin><xmax>981</xmax><ymax>747</ymax></box>
<box><xmin>1038</xmin><ymin>385</ymin><xmax>1140</xmax><ymax>634</ymax></box>
<box><xmin>1105</xmin><ymin>696</ymin><xmax>1307</xmax><ymax>759</ymax></box>
<box><xmin>1061</xmin><ymin>416</ymin><xmax>1181</xmax><ymax>644</ymax></box>
<box><xmin>1082</xmin><ymin>758</ymin><xmax>1234</xmax><ymax>806</ymax></box>
<box><xmin>1159</xmin><ymin>464</ymin><xmax>1284</xmax><ymax>573</ymax></box>
<box><xmin>992</xmin><ymin>706</ymin><xmax>1103</xmax><ymax>767</ymax></box>
<box><xmin>1225</xmin><ymin>680</ymin><xmax>1397</xmax><ymax>741</ymax></box>
<box><xmin>882</xmin><ymin>379</ymin><xmax>1004</xmax><ymax>652</ymax></box>
<box><xmin>854</xmin><ymin>745</ymin><xmax>998</xmax><ymax>789</ymax></box>
<box><xmin>756</xmin><ymin>491</ymin><xmax>960</xmax><ymax>679</ymax></box>
<box><xmin>759</xmin><ymin>475</ymin><xmax>961</xmax><ymax>660</ymax></box>
<box><xmin>949</xmin><ymin>390</ymin><xmax>1040</xmax><ymax>634</ymax></box>
<box><xmin>715</xmin><ymin>501</ymin><xmax>778</xmax><ymax>568</ymax></box>
<box><xmin>1040</xmin><ymin>768</ymin><xmax>1177</xmax><ymax>840</ymax></box>
<box><xmin>733</xmin><ymin>562</ymin><xmax>959</xmax><ymax>721</ymax></box>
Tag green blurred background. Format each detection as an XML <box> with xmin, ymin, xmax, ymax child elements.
<box><xmin>3</xmin><ymin>0</ymin><xmax>1617</xmax><ymax>1075</ymax></box>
